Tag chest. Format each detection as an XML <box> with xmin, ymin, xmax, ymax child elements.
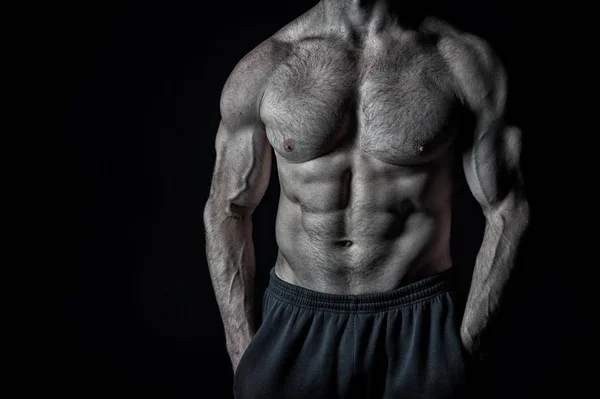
<box><xmin>260</xmin><ymin>36</ymin><xmax>463</xmax><ymax>165</ymax></box>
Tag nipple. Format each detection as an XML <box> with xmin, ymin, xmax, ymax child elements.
<box><xmin>283</xmin><ymin>138</ymin><xmax>294</xmax><ymax>152</ymax></box>
<box><xmin>415</xmin><ymin>140</ymin><xmax>426</xmax><ymax>154</ymax></box>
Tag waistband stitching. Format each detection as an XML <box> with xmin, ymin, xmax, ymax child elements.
<box><xmin>266</xmin><ymin>277</ymin><xmax>450</xmax><ymax>313</ymax></box>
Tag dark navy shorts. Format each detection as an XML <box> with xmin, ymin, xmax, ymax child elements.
<box><xmin>234</xmin><ymin>268</ymin><xmax>468</xmax><ymax>399</ymax></box>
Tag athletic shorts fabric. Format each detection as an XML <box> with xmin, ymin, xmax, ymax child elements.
<box><xmin>233</xmin><ymin>267</ymin><xmax>468</xmax><ymax>399</ymax></box>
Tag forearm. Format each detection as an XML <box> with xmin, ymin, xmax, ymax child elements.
<box><xmin>204</xmin><ymin>201</ymin><xmax>256</xmax><ymax>358</ymax></box>
<box><xmin>461</xmin><ymin>191</ymin><xmax>529</xmax><ymax>353</ymax></box>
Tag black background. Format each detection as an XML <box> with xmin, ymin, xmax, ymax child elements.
<box><xmin>43</xmin><ymin>0</ymin><xmax>585</xmax><ymax>397</ymax></box>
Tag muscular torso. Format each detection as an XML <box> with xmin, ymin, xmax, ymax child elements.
<box><xmin>259</xmin><ymin>11</ymin><xmax>467</xmax><ymax>294</ymax></box>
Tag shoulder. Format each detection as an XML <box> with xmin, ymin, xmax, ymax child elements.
<box><xmin>421</xmin><ymin>17</ymin><xmax>507</xmax><ymax>111</ymax></box>
<box><xmin>220</xmin><ymin>4</ymin><xmax>321</xmax><ymax>115</ymax></box>
<box><xmin>220</xmin><ymin>5</ymin><xmax>321</xmax><ymax>128</ymax></box>
<box><xmin>220</xmin><ymin>38</ymin><xmax>289</xmax><ymax>127</ymax></box>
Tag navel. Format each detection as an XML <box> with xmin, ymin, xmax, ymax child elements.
<box><xmin>283</xmin><ymin>138</ymin><xmax>294</xmax><ymax>152</ymax></box>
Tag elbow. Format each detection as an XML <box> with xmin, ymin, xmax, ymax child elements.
<box><xmin>514</xmin><ymin>195</ymin><xmax>530</xmax><ymax>233</ymax></box>
<box><xmin>203</xmin><ymin>199</ymin><xmax>217</xmax><ymax>227</ymax></box>
<box><xmin>511</xmin><ymin>186</ymin><xmax>530</xmax><ymax>227</ymax></box>
<box><xmin>204</xmin><ymin>197</ymin><xmax>251</xmax><ymax>226</ymax></box>
<box><xmin>485</xmin><ymin>189</ymin><xmax>530</xmax><ymax>231</ymax></box>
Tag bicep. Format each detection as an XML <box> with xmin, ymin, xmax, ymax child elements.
<box><xmin>441</xmin><ymin>33</ymin><xmax>524</xmax><ymax>209</ymax></box>
<box><xmin>209</xmin><ymin>120</ymin><xmax>272</xmax><ymax>219</ymax></box>
<box><xmin>462</xmin><ymin>113</ymin><xmax>524</xmax><ymax>211</ymax></box>
<box><xmin>207</xmin><ymin>41</ymin><xmax>276</xmax><ymax>219</ymax></box>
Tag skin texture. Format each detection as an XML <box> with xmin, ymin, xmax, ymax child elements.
<box><xmin>204</xmin><ymin>0</ymin><xmax>529</xmax><ymax>372</ymax></box>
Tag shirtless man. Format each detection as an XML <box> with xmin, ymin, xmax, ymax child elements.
<box><xmin>204</xmin><ymin>1</ymin><xmax>529</xmax><ymax>397</ymax></box>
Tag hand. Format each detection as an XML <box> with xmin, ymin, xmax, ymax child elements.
<box><xmin>460</xmin><ymin>296</ymin><xmax>492</xmax><ymax>358</ymax></box>
<box><xmin>460</xmin><ymin>322</ymin><xmax>491</xmax><ymax>362</ymax></box>
<box><xmin>230</xmin><ymin>348</ymin><xmax>245</xmax><ymax>373</ymax></box>
<box><xmin>227</xmin><ymin>334</ymin><xmax>253</xmax><ymax>374</ymax></box>
<box><xmin>460</xmin><ymin>324</ymin><xmax>478</xmax><ymax>355</ymax></box>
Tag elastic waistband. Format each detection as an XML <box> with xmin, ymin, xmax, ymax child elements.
<box><xmin>266</xmin><ymin>268</ymin><xmax>452</xmax><ymax>313</ymax></box>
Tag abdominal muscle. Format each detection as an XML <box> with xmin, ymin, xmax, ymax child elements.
<box><xmin>272</xmin><ymin>154</ymin><xmax>454</xmax><ymax>295</ymax></box>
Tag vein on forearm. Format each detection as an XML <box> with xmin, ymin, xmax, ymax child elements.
<box><xmin>205</xmin><ymin>211</ymin><xmax>256</xmax><ymax>337</ymax></box>
<box><xmin>465</xmin><ymin>192</ymin><xmax>528</xmax><ymax>328</ymax></box>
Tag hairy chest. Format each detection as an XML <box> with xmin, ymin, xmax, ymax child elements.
<box><xmin>260</xmin><ymin>36</ymin><xmax>464</xmax><ymax>165</ymax></box>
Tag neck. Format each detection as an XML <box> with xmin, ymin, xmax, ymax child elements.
<box><xmin>319</xmin><ymin>0</ymin><xmax>426</xmax><ymax>34</ymax></box>
<box><xmin>325</xmin><ymin>0</ymin><xmax>392</xmax><ymax>13</ymax></box>
<box><xmin>322</xmin><ymin>0</ymin><xmax>392</xmax><ymax>27</ymax></box>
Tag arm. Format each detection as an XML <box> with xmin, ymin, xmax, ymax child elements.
<box><xmin>203</xmin><ymin>43</ymin><xmax>274</xmax><ymax>371</ymax></box>
<box><xmin>441</xmin><ymin>34</ymin><xmax>530</xmax><ymax>355</ymax></box>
